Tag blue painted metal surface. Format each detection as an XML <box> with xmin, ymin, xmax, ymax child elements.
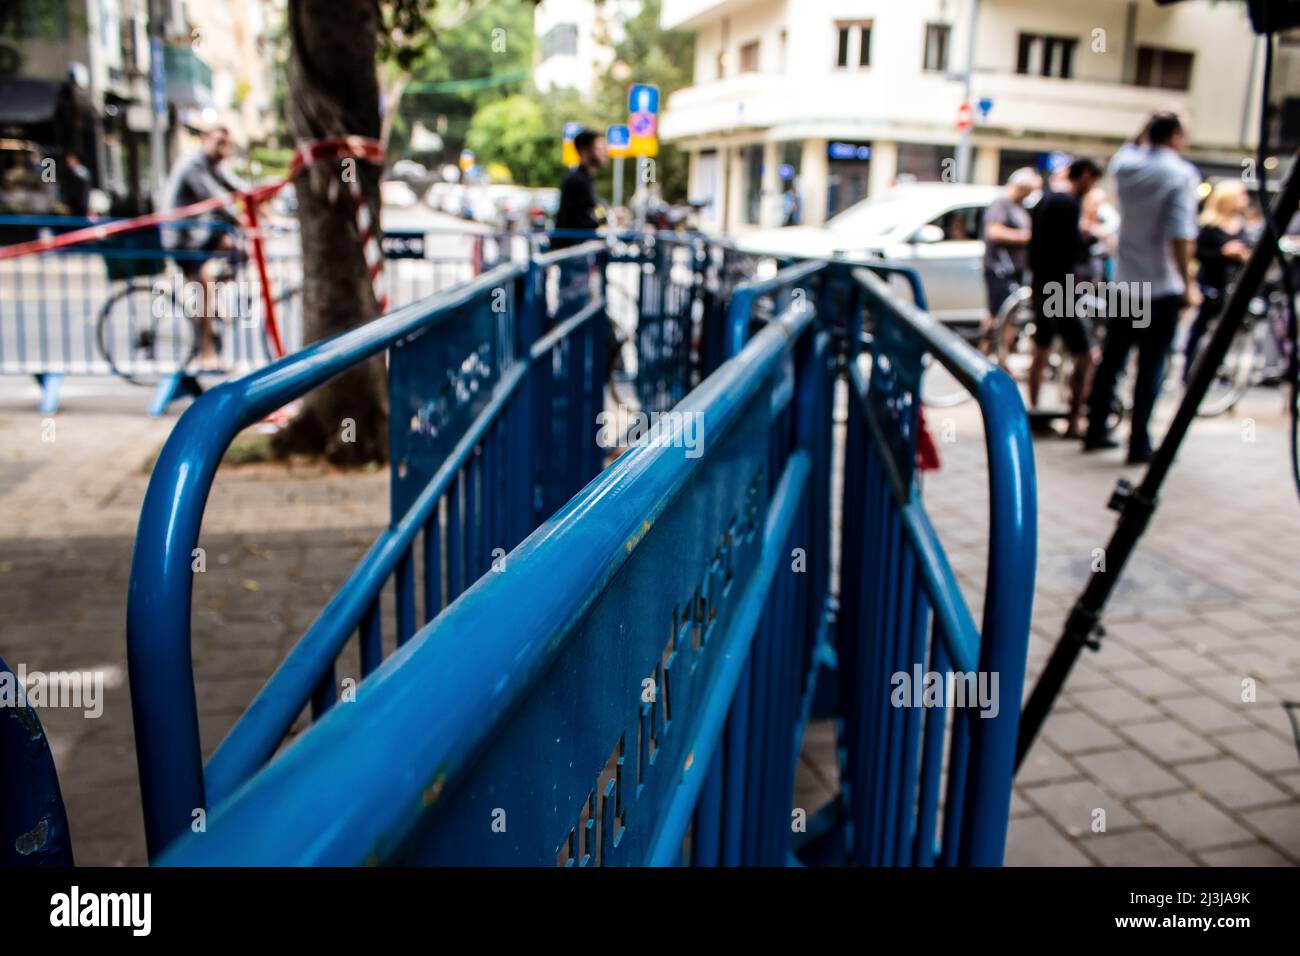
<box><xmin>126</xmin><ymin>236</ymin><xmax>1035</xmax><ymax>866</ymax></box>
<box><xmin>127</xmin><ymin>249</ymin><xmax>610</xmax><ymax>859</ymax></box>
<box><xmin>836</xmin><ymin>265</ymin><xmax>1036</xmax><ymax>865</ymax></box>
<box><xmin>158</xmin><ymin>302</ymin><xmax>828</xmax><ymax>865</ymax></box>
<box><xmin>0</xmin><ymin>657</ymin><xmax>74</xmax><ymax>867</ymax></box>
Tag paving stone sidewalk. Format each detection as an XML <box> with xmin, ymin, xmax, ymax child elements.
<box><xmin>0</xmin><ymin>382</ymin><xmax>389</xmax><ymax>865</ymax></box>
<box><xmin>921</xmin><ymin>388</ymin><xmax>1300</xmax><ymax>866</ymax></box>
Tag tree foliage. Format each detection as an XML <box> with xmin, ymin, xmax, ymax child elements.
<box><xmin>384</xmin><ymin>0</ymin><xmax>536</xmax><ymax>162</ymax></box>
<box><xmin>466</xmin><ymin>89</ymin><xmax>603</xmax><ymax>186</ymax></box>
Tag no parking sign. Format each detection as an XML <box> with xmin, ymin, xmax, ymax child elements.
<box><xmin>628</xmin><ymin>83</ymin><xmax>659</xmax><ymax>158</ymax></box>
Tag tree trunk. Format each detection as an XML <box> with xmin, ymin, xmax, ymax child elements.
<box><xmin>273</xmin><ymin>0</ymin><xmax>389</xmax><ymax>465</ymax></box>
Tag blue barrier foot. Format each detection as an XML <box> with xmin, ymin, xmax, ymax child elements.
<box><xmin>34</xmin><ymin>373</ymin><xmax>62</xmax><ymax>415</ymax></box>
<box><xmin>149</xmin><ymin>373</ymin><xmax>204</xmax><ymax>418</ymax></box>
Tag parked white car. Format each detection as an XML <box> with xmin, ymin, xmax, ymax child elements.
<box><xmin>380</xmin><ymin>179</ymin><xmax>418</xmax><ymax>208</ymax></box>
<box><xmin>737</xmin><ymin>183</ymin><xmax>1006</xmax><ymax>325</ymax></box>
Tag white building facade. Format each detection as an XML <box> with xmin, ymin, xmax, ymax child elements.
<box><xmin>534</xmin><ymin>0</ymin><xmax>641</xmax><ymax>96</ymax></box>
<box><xmin>660</xmin><ymin>0</ymin><xmax>1281</xmax><ymax>234</ymax></box>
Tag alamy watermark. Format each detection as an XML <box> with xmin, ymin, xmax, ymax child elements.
<box><xmin>597</xmin><ymin>406</ymin><xmax>704</xmax><ymax>459</ymax></box>
<box><xmin>0</xmin><ymin>664</ymin><xmax>104</xmax><ymax>718</ymax></box>
<box><xmin>890</xmin><ymin>665</ymin><xmax>1000</xmax><ymax>719</ymax></box>
<box><xmin>1040</xmin><ymin>274</ymin><xmax>1152</xmax><ymax>329</ymax></box>
<box><xmin>152</xmin><ymin>273</ymin><xmax>257</xmax><ymax>320</ymax></box>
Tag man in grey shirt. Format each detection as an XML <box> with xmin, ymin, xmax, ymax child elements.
<box><xmin>1084</xmin><ymin>113</ymin><xmax>1201</xmax><ymax>464</ymax></box>
<box><xmin>161</xmin><ymin>126</ymin><xmax>245</xmax><ymax>366</ymax></box>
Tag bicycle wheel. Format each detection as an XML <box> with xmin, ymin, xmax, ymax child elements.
<box><xmin>96</xmin><ymin>282</ymin><xmax>197</xmax><ymax>384</ymax></box>
<box><xmin>993</xmin><ymin>285</ymin><xmax>1035</xmax><ymax>372</ymax></box>
<box><xmin>920</xmin><ymin>349</ymin><xmax>974</xmax><ymax>407</ymax></box>
<box><xmin>1197</xmin><ymin>317</ymin><xmax>1261</xmax><ymax>417</ymax></box>
<box><xmin>920</xmin><ymin>317</ymin><xmax>993</xmax><ymax>408</ymax></box>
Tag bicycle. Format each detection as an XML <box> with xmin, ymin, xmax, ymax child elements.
<box><xmin>96</xmin><ymin>244</ymin><xmax>299</xmax><ymax>385</ymax></box>
<box><xmin>1189</xmin><ymin>275</ymin><xmax>1293</xmax><ymax>416</ymax></box>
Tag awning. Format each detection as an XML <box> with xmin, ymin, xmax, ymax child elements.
<box><xmin>0</xmin><ymin>78</ymin><xmax>65</xmax><ymax>125</ymax></box>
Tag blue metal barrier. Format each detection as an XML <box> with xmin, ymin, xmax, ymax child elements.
<box><xmin>837</xmin><ymin>266</ymin><xmax>1035</xmax><ymax>864</ymax></box>
<box><xmin>127</xmin><ymin>244</ymin><xmax>610</xmax><ymax>858</ymax></box>
<box><xmin>122</xmin><ymin>236</ymin><xmax>1035</xmax><ymax>865</ymax></box>
<box><xmin>0</xmin><ymin>656</ymin><xmax>74</xmax><ymax>867</ymax></box>
<box><xmin>157</xmin><ymin>294</ymin><xmax>833</xmax><ymax>865</ymax></box>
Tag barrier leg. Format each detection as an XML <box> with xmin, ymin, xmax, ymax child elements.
<box><xmin>149</xmin><ymin>373</ymin><xmax>203</xmax><ymax>417</ymax></box>
<box><xmin>34</xmin><ymin>373</ymin><xmax>62</xmax><ymax>415</ymax></box>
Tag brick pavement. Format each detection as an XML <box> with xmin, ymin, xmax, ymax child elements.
<box><xmin>920</xmin><ymin>387</ymin><xmax>1300</xmax><ymax>866</ymax></box>
<box><xmin>0</xmin><ymin>381</ymin><xmax>388</xmax><ymax>865</ymax></box>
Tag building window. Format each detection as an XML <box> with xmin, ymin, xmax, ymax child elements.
<box><xmin>1016</xmin><ymin>33</ymin><xmax>1076</xmax><ymax>79</ymax></box>
<box><xmin>739</xmin><ymin>40</ymin><xmax>760</xmax><ymax>73</ymax></box>
<box><xmin>1135</xmin><ymin>46</ymin><xmax>1193</xmax><ymax>91</ymax></box>
<box><xmin>897</xmin><ymin>142</ymin><xmax>956</xmax><ymax>183</ymax></box>
<box><xmin>540</xmin><ymin>23</ymin><xmax>578</xmax><ymax>61</ymax></box>
<box><xmin>923</xmin><ymin>23</ymin><xmax>951</xmax><ymax>73</ymax></box>
<box><xmin>835</xmin><ymin>21</ymin><xmax>872</xmax><ymax>69</ymax></box>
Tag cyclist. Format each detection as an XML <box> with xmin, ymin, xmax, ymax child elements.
<box><xmin>1028</xmin><ymin>157</ymin><xmax>1103</xmax><ymax>437</ymax></box>
<box><xmin>162</xmin><ymin>125</ymin><xmax>247</xmax><ymax>367</ymax></box>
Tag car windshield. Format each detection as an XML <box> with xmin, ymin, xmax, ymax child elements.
<box><xmin>825</xmin><ymin>193</ymin><xmax>919</xmax><ymax>239</ymax></box>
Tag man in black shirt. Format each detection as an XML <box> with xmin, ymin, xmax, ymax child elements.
<box><xmin>552</xmin><ymin>129</ymin><xmax>606</xmax><ymax>250</ymax></box>
<box><xmin>1028</xmin><ymin>157</ymin><xmax>1102</xmax><ymax>436</ymax></box>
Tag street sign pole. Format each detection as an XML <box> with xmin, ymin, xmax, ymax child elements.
<box><xmin>606</xmin><ymin>124</ymin><xmax>631</xmax><ymax>214</ymax></box>
<box><xmin>635</xmin><ymin>158</ymin><xmax>646</xmax><ymax>229</ymax></box>
<box><xmin>955</xmin><ymin>0</ymin><xmax>981</xmax><ymax>183</ymax></box>
<box><xmin>148</xmin><ymin>0</ymin><xmax>168</xmax><ymax>204</ymax></box>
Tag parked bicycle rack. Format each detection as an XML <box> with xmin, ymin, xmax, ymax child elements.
<box><xmin>3</xmin><ymin>231</ymin><xmax>1037</xmax><ymax>866</ymax></box>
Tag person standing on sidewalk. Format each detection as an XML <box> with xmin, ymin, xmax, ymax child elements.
<box><xmin>1028</xmin><ymin>157</ymin><xmax>1103</xmax><ymax>437</ymax></box>
<box><xmin>1182</xmin><ymin>179</ymin><xmax>1252</xmax><ymax>379</ymax></box>
<box><xmin>551</xmin><ymin>129</ymin><xmax>607</xmax><ymax>251</ymax></box>
<box><xmin>1083</xmin><ymin>113</ymin><xmax>1201</xmax><ymax>465</ymax></box>
<box><xmin>981</xmin><ymin>167</ymin><xmax>1039</xmax><ymax>353</ymax></box>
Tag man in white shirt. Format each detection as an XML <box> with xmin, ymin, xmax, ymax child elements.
<box><xmin>1083</xmin><ymin>112</ymin><xmax>1201</xmax><ymax>465</ymax></box>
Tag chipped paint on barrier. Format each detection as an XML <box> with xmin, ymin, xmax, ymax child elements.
<box><xmin>14</xmin><ymin>815</ymin><xmax>49</xmax><ymax>855</ymax></box>
<box><xmin>624</xmin><ymin>520</ymin><xmax>652</xmax><ymax>554</ymax></box>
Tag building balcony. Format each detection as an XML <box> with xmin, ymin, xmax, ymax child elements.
<box><xmin>660</xmin><ymin>0</ymin><xmax>753</xmax><ymax>31</ymax></box>
<box><xmin>662</xmin><ymin>67</ymin><xmax>1206</xmax><ymax>147</ymax></box>
<box><xmin>972</xmin><ymin>70</ymin><xmax>1194</xmax><ymax>144</ymax></box>
<box><xmin>163</xmin><ymin>45</ymin><xmax>213</xmax><ymax>109</ymax></box>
